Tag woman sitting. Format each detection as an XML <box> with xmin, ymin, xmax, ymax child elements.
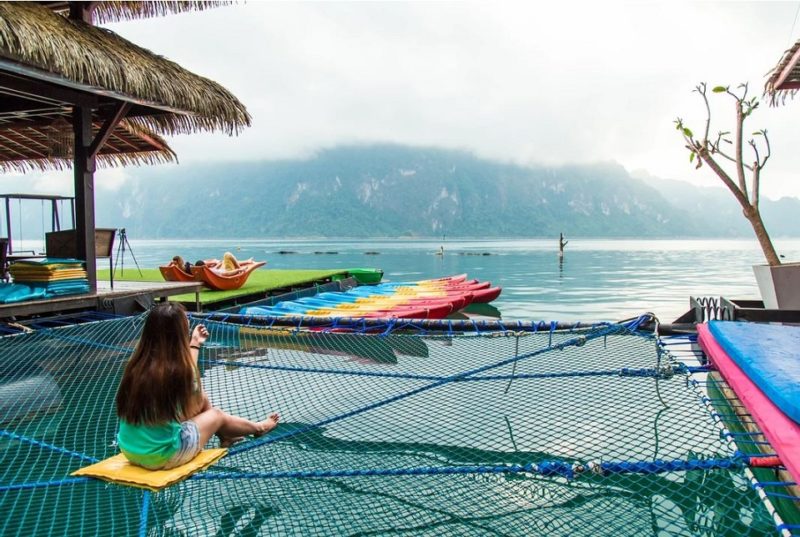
<box><xmin>214</xmin><ymin>252</ymin><xmax>255</xmax><ymax>275</ymax></box>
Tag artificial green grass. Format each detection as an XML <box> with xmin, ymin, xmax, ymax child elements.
<box><xmin>97</xmin><ymin>268</ymin><xmax>348</xmax><ymax>304</ymax></box>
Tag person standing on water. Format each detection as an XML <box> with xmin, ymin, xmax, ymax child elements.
<box><xmin>559</xmin><ymin>233</ymin><xmax>568</xmax><ymax>257</ymax></box>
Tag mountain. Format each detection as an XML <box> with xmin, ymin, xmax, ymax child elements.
<box><xmin>93</xmin><ymin>144</ymin><xmax>799</xmax><ymax>238</ymax></box>
<box><xmin>634</xmin><ymin>171</ymin><xmax>800</xmax><ymax>238</ymax></box>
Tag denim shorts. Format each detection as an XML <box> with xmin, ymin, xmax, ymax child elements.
<box><xmin>162</xmin><ymin>420</ymin><xmax>201</xmax><ymax>469</ymax></box>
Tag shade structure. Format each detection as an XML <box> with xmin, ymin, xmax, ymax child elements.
<box><xmin>39</xmin><ymin>1</ymin><xmax>228</xmax><ymax>24</ymax></box>
<box><xmin>0</xmin><ymin>116</ymin><xmax>175</xmax><ymax>173</ymax></box>
<box><xmin>765</xmin><ymin>39</ymin><xmax>800</xmax><ymax>105</ymax></box>
<box><xmin>0</xmin><ymin>2</ymin><xmax>251</xmax><ymax>140</ymax></box>
<box><xmin>0</xmin><ymin>1</ymin><xmax>251</xmax><ymax>295</ymax></box>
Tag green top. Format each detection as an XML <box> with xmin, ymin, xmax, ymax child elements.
<box><xmin>117</xmin><ymin>420</ymin><xmax>181</xmax><ymax>469</ymax></box>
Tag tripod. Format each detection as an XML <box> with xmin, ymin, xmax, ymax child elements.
<box><xmin>113</xmin><ymin>228</ymin><xmax>142</xmax><ymax>282</ymax></box>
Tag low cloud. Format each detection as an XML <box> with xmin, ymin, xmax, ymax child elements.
<box><xmin>18</xmin><ymin>2</ymin><xmax>800</xmax><ymax>200</ymax></box>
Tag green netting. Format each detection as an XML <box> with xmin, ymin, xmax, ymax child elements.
<box><xmin>0</xmin><ymin>314</ymin><xmax>787</xmax><ymax>536</ymax></box>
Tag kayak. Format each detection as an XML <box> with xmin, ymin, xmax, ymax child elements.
<box><xmin>192</xmin><ymin>261</ymin><xmax>266</xmax><ymax>291</ymax></box>
<box><xmin>159</xmin><ymin>259</ymin><xmax>219</xmax><ymax>282</ymax></box>
<box><xmin>239</xmin><ymin>274</ymin><xmax>498</xmax><ymax>320</ymax></box>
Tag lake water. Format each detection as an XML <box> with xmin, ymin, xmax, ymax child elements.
<box><xmin>109</xmin><ymin>237</ymin><xmax>800</xmax><ymax>322</ymax></box>
<box><xmin>5</xmin><ymin>238</ymin><xmax>791</xmax><ymax>536</ymax></box>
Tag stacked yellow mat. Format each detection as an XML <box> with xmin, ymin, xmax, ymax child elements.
<box><xmin>6</xmin><ymin>258</ymin><xmax>90</xmax><ymax>298</ymax></box>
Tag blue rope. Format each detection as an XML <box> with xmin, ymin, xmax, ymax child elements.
<box><xmin>754</xmin><ymin>481</ymin><xmax>798</xmax><ymax>488</ymax></box>
<box><xmin>201</xmin><ymin>359</ymin><xmax>444</xmax><ymax>381</ymax></box>
<box><xmin>597</xmin><ymin>458</ymin><xmax>743</xmax><ymax>475</ymax></box>
<box><xmin>194</xmin><ymin>464</ymin><xmax>537</xmax><ymax>481</ymax></box>
<box><xmin>229</xmin><ymin>323</ymin><xmax>644</xmax><ymax>456</ymax></box>
<box><xmin>729</xmin><ymin>439</ymin><xmax>772</xmax><ymax>446</ymax></box>
<box><xmin>139</xmin><ymin>491</ymin><xmax>150</xmax><ymax>537</ymax></box>
<box><xmin>201</xmin><ymin>358</ymin><xmax>688</xmax><ymax>383</ymax></box>
<box><xmin>201</xmin><ymin>313</ymin><xmax>616</xmax><ymax>335</ymax></box>
<box><xmin>194</xmin><ymin>456</ymin><xmax>743</xmax><ymax>481</ymax></box>
<box><xmin>41</xmin><ymin>328</ymin><xmax>133</xmax><ymax>354</ymax></box>
<box><xmin>762</xmin><ymin>491</ymin><xmax>800</xmax><ymax>501</ymax></box>
<box><xmin>0</xmin><ymin>477</ymin><xmax>91</xmax><ymax>492</ymax></box>
<box><xmin>0</xmin><ymin>430</ymin><xmax>98</xmax><ymax>463</ymax></box>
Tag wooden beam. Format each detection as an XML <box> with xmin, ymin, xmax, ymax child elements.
<box><xmin>0</xmin><ymin>130</ymin><xmax>49</xmax><ymax>158</ymax></box>
<box><xmin>773</xmin><ymin>49</ymin><xmax>800</xmax><ymax>91</ymax></box>
<box><xmin>0</xmin><ymin>58</ymin><xmax>195</xmax><ymax>117</ymax></box>
<box><xmin>88</xmin><ymin>102</ymin><xmax>131</xmax><ymax>160</ymax></box>
<box><xmin>0</xmin><ymin>72</ymin><xmax>97</xmax><ymax>108</ymax></box>
<box><xmin>68</xmin><ymin>2</ymin><xmax>97</xmax><ymax>23</ymax></box>
<box><xmin>73</xmin><ymin>105</ymin><xmax>97</xmax><ymax>293</ymax></box>
<box><xmin>0</xmin><ymin>133</ymin><xmax>41</xmax><ymax>159</ymax></box>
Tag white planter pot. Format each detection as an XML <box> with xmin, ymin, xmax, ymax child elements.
<box><xmin>752</xmin><ymin>262</ymin><xmax>800</xmax><ymax>310</ymax></box>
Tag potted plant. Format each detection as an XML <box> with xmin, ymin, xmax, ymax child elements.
<box><xmin>675</xmin><ymin>83</ymin><xmax>800</xmax><ymax>309</ymax></box>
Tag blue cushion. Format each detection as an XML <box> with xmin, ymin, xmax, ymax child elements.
<box><xmin>709</xmin><ymin>320</ymin><xmax>800</xmax><ymax>424</ymax></box>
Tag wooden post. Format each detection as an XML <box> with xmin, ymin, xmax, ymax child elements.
<box><xmin>68</xmin><ymin>2</ymin><xmax>96</xmax><ymax>23</ymax></box>
<box><xmin>4</xmin><ymin>197</ymin><xmax>10</xmax><ymax>253</ymax></box>
<box><xmin>73</xmin><ymin>105</ymin><xmax>97</xmax><ymax>293</ymax></box>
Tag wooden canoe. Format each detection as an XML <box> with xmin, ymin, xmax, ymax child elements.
<box><xmin>191</xmin><ymin>261</ymin><xmax>266</xmax><ymax>291</ymax></box>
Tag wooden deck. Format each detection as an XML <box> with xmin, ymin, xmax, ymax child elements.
<box><xmin>0</xmin><ymin>280</ymin><xmax>202</xmax><ymax>318</ymax></box>
<box><xmin>0</xmin><ymin>268</ymin><xmax>361</xmax><ymax>319</ymax></box>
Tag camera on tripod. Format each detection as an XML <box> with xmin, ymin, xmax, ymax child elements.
<box><xmin>114</xmin><ymin>227</ymin><xmax>142</xmax><ymax>279</ymax></box>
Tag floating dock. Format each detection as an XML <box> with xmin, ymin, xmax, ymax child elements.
<box><xmin>97</xmin><ymin>268</ymin><xmax>352</xmax><ymax>312</ymax></box>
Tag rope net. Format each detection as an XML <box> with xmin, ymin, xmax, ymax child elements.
<box><xmin>0</xmin><ymin>313</ymin><xmax>786</xmax><ymax>536</ymax></box>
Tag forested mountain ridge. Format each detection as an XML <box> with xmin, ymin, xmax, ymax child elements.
<box><xmin>94</xmin><ymin>145</ymin><xmax>800</xmax><ymax>238</ymax></box>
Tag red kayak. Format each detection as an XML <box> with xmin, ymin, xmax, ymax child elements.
<box><xmin>470</xmin><ymin>287</ymin><xmax>502</xmax><ymax>303</ymax></box>
<box><xmin>436</xmin><ymin>281</ymin><xmax>491</xmax><ymax>291</ymax></box>
<box><xmin>395</xmin><ymin>294</ymin><xmax>469</xmax><ymax>311</ymax></box>
<box><xmin>426</xmin><ymin>274</ymin><xmax>467</xmax><ymax>284</ymax></box>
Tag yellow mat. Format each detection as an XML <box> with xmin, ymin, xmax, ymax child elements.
<box><xmin>71</xmin><ymin>449</ymin><xmax>227</xmax><ymax>492</ymax></box>
<box><xmin>9</xmin><ymin>272</ymin><xmax>88</xmax><ymax>282</ymax></box>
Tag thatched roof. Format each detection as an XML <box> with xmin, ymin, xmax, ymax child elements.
<box><xmin>765</xmin><ymin>39</ymin><xmax>800</xmax><ymax>105</ymax></box>
<box><xmin>0</xmin><ymin>119</ymin><xmax>176</xmax><ymax>173</ymax></box>
<box><xmin>41</xmin><ymin>1</ymin><xmax>229</xmax><ymax>24</ymax></box>
<box><xmin>0</xmin><ymin>2</ymin><xmax>251</xmax><ymax>135</ymax></box>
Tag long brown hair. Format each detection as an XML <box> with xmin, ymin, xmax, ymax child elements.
<box><xmin>116</xmin><ymin>302</ymin><xmax>200</xmax><ymax>425</ymax></box>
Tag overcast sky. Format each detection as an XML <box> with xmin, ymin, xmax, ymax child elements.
<box><xmin>16</xmin><ymin>1</ymin><xmax>800</xmax><ymax>199</ymax></box>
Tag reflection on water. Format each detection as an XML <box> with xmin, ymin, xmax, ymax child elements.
<box><xmin>105</xmin><ymin>237</ymin><xmax>799</xmax><ymax>322</ymax></box>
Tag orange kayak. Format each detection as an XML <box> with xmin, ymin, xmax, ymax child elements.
<box><xmin>191</xmin><ymin>261</ymin><xmax>266</xmax><ymax>291</ymax></box>
<box><xmin>159</xmin><ymin>259</ymin><xmax>219</xmax><ymax>282</ymax></box>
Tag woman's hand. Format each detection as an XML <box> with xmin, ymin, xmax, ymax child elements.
<box><xmin>190</xmin><ymin>324</ymin><xmax>209</xmax><ymax>348</ymax></box>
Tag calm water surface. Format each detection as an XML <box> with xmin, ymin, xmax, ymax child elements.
<box><xmin>114</xmin><ymin>238</ymin><xmax>800</xmax><ymax>322</ymax></box>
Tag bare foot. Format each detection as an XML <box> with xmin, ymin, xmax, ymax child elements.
<box><xmin>253</xmin><ymin>413</ymin><xmax>280</xmax><ymax>438</ymax></box>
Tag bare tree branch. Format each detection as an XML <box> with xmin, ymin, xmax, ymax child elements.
<box><xmin>711</xmin><ymin>145</ymin><xmax>751</xmax><ymax>168</ymax></box>
<box><xmin>697</xmin><ymin>83</ymin><xmax>711</xmax><ymax>142</ymax></box>
<box><xmin>733</xmin><ymin>98</ymin><xmax>748</xmax><ymax>199</ymax></box>
<box><xmin>752</xmin><ymin>166</ymin><xmax>760</xmax><ymax>207</ymax></box>
<box><xmin>750</xmin><ymin>139</ymin><xmax>760</xmax><ymax>169</ymax></box>
<box><xmin>697</xmin><ymin>148</ymin><xmax>751</xmax><ymax>209</ymax></box>
<box><xmin>761</xmin><ymin>130</ymin><xmax>771</xmax><ymax>169</ymax></box>
<box><xmin>679</xmin><ymin>82</ymin><xmax>781</xmax><ymax>265</ymax></box>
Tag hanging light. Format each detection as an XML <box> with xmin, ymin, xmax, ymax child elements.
<box><xmin>47</xmin><ymin>116</ymin><xmax>73</xmax><ymax>158</ymax></box>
